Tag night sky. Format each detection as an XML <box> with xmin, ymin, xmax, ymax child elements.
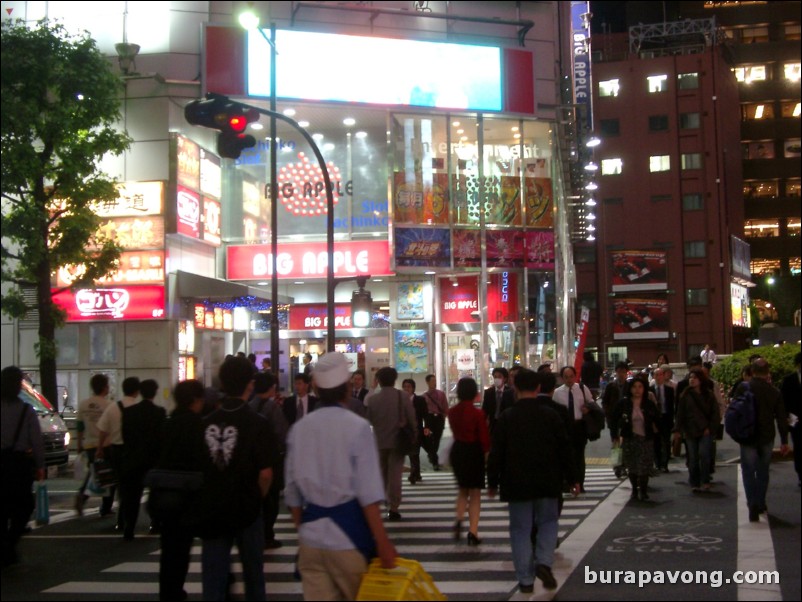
<box><xmin>590</xmin><ymin>1</ymin><xmax>683</xmax><ymax>33</ymax></box>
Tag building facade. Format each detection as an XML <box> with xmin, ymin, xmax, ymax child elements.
<box><xmin>1</xmin><ymin>1</ymin><xmax>583</xmax><ymax>407</ymax></box>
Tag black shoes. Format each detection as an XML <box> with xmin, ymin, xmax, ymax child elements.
<box><xmin>519</xmin><ymin>583</ymin><xmax>534</xmax><ymax>594</ymax></box>
<box><xmin>748</xmin><ymin>505</ymin><xmax>760</xmax><ymax>522</ymax></box>
<box><xmin>453</xmin><ymin>521</ymin><xmax>462</xmax><ymax>541</ymax></box>
<box><xmin>535</xmin><ymin>565</ymin><xmax>557</xmax><ymax>590</ymax></box>
<box><xmin>408</xmin><ymin>474</ymin><xmax>422</xmax><ymax>484</ymax></box>
<box><xmin>467</xmin><ymin>532</ymin><xmax>481</xmax><ymax>546</ymax></box>
<box><xmin>386</xmin><ymin>511</ymin><xmax>402</xmax><ymax>521</ymax></box>
<box><xmin>264</xmin><ymin>539</ymin><xmax>283</xmax><ymax>550</ymax></box>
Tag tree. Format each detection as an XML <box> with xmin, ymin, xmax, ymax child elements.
<box><xmin>1</xmin><ymin>19</ymin><xmax>130</xmax><ymax>410</ymax></box>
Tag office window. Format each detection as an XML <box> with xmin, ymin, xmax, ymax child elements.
<box><xmin>750</xmin><ymin>259</ymin><xmax>781</xmax><ymax>275</ymax></box>
<box><xmin>786</xmin><ymin>179</ymin><xmax>801</xmax><ymax>197</ymax></box>
<box><xmin>681</xmin><ymin>153</ymin><xmax>702</xmax><ymax>170</ymax></box>
<box><xmin>601</xmin><ymin>158</ymin><xmax>623</xmax><ymax>175</ymax></box>
<box><xmin>742</xmin><ymin>26</ymin><xmax>769</xmax><ymax>43</ymax></box>
<box><xmin>599</xmin><ymin>118</ymin><xmax>620</xmax><ymax>137</ymax></box>
<box><xmin>785</xmin><ymin>24</ymin><xmax>801</xmax><ymax>40</ymax></box>
<box><xmin>733</xmin><ymin>65</ymin><xmax>767</xmax><ymax>83</ymax></box>
<box><xmin>647</xmin><ymin>75</ymin><xmax>668</xmax><ymax>93</ymax></box>
<box><xmin>599</xmin><ymin>79</ymin><xmax>620</xmax><ymax>97</ymax></box>
<box><xmin>784</xmin><ymin>139</ymin><xmax>801</xmax><ymax>158</ymax></box>
<box><xmin>685</xmin><ymin>288</ymin><xmax>707</xmax><ymax>305</ymax></box>
<box><xmin>684</xmin><ymin>241</ymin><xmax>706</xmax><ymax>258</ymax></box>
<box><xmin>650</xmin><ymin>155</ymin><xmax>670</xmax><ymax>172</ymax></box>
<box><xmin>745</xmin><ymin>219</ymin><xmax>780</xmax><ymax>238</ymax></box>
<box><xmin>743</xmin><ymin>141</ymin><xmax>775</xmax><ymax>160</ymax></box>
<box><xmin>788</xmin><ymin>219</ymin><xmax>801</xmax><ymax>238</ymax></box>
<box><xmin>682</xmin><ymin>193</ymin><xmax>703</xmax><ymax>211</ymax></box>
<box><xmin>680</xmin><ymin>112</ymin><xmax>700</xmax><ymax>129</ymax></box>
<box><xmin>784</xmin><ymin>63</ymin><xmax>801</xmax><ymax>82</ymax></box>
<box><xmin>781</xmin><ymin>101</ymin><xmax>801</xmax><ymax>118</ymax></box>
<box><xmin>651</xmin><ymin>194</ymin><xmax>671</xmax><ymax>203</ymax></box>
<box><xmin>649</xmin><ymin>115</ymin><xmax>669</xmax><ymax>131</ymax></box>
<box><xmin>742</xmin><ymin>103</ymin><xmax>774</xmax><ymax>120</ymax></box>
<box><xmin>678</xmin><ymin>72</ymin><xmax>699</xmax><ymax>89</ymax></box>
<box><xmin>686</xmin><ymin>288</ymin><xmax>709</xmax><ymax>306</ymax></box>
<box><xmin>744</xmin><ymin>180</ymin><xmax>779</xmax><ymax>198</ymax></box>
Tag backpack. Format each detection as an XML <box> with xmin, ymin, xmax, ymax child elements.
<box><xmin>724</xmin><ymin>382</ymin><xmax>756</xmax><ymax>444</ymax></box>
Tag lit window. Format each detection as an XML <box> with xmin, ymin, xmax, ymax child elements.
<box><xmin>743</xmin><ymin>141</ymin><xmax>775</xmax><ymax>160</ymax></box>
<box><xmin>780</xmin><ymin>102</ymin><xmax>801</xmax><ymax>118</ymax></box>
<box><xmin>788</xmin><ymin>219</ymin><xmax>801</xmax><ymax>237</ymax></box>
<box><xmin>680</xmin><ymin>112</ymin><xmax>700</xmax><ymax>129</ymax></box>
<box><xmin>744</xmin><ymin>219</ymin><xmax>780</xmax><ymax>238</ymax></box>
<box><xmin>647</xmin><ymin>75</ymin><xmax>668</xmax><ymax>93</ymax></box>
<box><xmin>786</xmin><ymin>180</ymin><xmax>801</xmax><ymax>197</ymax></box>
<box><xmin>743</xmin><ymin>180</ymin><xmax>779</xmax><ymax>199</ymax></box>
<box><xmin>601</xmin><ymin>158</ymin><xmax>623</xmax><ymax>175</ymax></box>
<box><xmin>784</xmin><ymin>63</ymin><xmax>801</xmax><ymax>82</ymax></box>
<box><xmin>742</xmin><ymin>26</ymin><xmax>769</xmax><ymax>43</ymax></box>
<box><xmin>750</xmin><ymin>259</ymin><xmax>781</xmax><ymax>275</ymax></box>
<box><xmin>681</xmin><ymin>153</ymin><xmax>702</xmax><ymax>170</ymax></box>
<box><xmin>684</xmin><ymin>241</ymin><xmax>706</xmax><ymax>258</ymax></box>
<box><xmin>785</xmin><ymin>24</ymin><xmax>801</xmax><ymax>41</ymax></box>
<box><xmin>742</xmin><ymin>103</ymin><xmax>774</xmax><ymax>120</ymax></box>
<box><xmin>733</xmin><ymin>65</ymin><xmax>767</xmax><ymax>83</ymax></box>
<box><xmin>784</xmin><ymin>139</ymin><xmax>801</xmax><ymax>158</ymax></box>
<box><xmin>678</xmin><ymin>73</ymin><xmax>699</xmax><ymax>90</ymax></box>
<box><xmin>599</xmin><ymin>79</ymin><xmax>620</xmax><ymax>97</ymax></box>
<box><xmin>650</xmin><ymin>155</ymin><xmax>670</xmax><ymax>172</ymax></box>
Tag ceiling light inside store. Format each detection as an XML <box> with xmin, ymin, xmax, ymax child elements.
<box><xmin>312</xmin><ymin>133</ymin><xmax>324</xmax><ymax>141</ymax></box>
<box><xmin>355</xmin><ymin>131</ymin><xmax>368</xmax><ymax>139</ymax></box>
<box><xmin>298</xmin><ymin>120</ymin><xmax>310</xmax><ymax>128</ymax></box>
<box><xmin>250</xmin><ymin>123</ymin><xmax>264</xmax><ymax>131</ymax></box>
<box><xmin>283</xmin><ymin>108</ymin><xmax>296</xmax><ymax>117</ymax></box>
<box><xmin>514</xmin><ymin>133</ymin><xmax>521</xmax><ymax>139</ymax></box>
<box><xmin>343</xmin><ymin>117</ymin><xmax>356</xmax><ymax>126</ymax></box>
<box><xmin>452</xmin><ymin>121</ymin><xmax>460</xmax><ymax>127</ymax></box>
<box><xmin>511</xmin><ymin>126</ymin><xmax>519</xmax><ymax>132</ymax></box>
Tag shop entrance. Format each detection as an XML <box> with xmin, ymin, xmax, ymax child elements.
<box><xmin>442</xmin><ymin>331</ymin><xmax>481</xmax><ymax>405</ymax></box>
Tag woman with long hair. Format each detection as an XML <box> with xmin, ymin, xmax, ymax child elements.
<box><xmin>673</xmin><ymin>368</ymin><xmax>720</xmax><ymax>492</ymax></box>
<box><xmin>612</xmin><ymin>375</ymin><xmax>659</xmax><ymax>501</ymax></box>
<box><xmin>448</xmin><ymin>377</ymin><xmax>490</xmax><ymax>545</ymax></box>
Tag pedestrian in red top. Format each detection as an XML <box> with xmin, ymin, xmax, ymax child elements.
<box><xmin>448</xmin><ymin>377</ymin><xmax>490</xmax><ymax>546</ymax></box>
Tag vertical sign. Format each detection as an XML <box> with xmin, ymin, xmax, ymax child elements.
<box><xmin>571</xmin><ymin>1</ymin><xmax>593</xmax><ymax>130</ymax></box>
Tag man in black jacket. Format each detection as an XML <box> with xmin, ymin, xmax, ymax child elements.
<box><xmin>650</xmin><ymin>366</ymin><xmax>676</xmax><ymax>473</ymax></box>
<box><xmin>780</xmin><ymin>352</ymin><xmax>801</xmax><ymax>487</ymax></box>
<box><xmin>488</xmin><ymin>368</ymin><xmax>579</xmax><ymax>594</ymax></box>
<box><xmin>283</xmin><ymin>373</ymin><xmax>319</xmax><ymax>426</ymax></box>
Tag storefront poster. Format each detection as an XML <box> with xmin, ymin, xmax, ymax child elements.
<box><xmin>393</xmin><ymin>172</ymin><xmax>449</xmax><ymax>225</ymax></box>
<box><xmin>489</xmin><ymin>176</ymin><xmax>523</xmax><ymax>225</ymax></box>
<box><xmin>487</xmin><ymin>272</ymin><xmax>519</xmax><ymax>322</ymax></box>
<box><xmin>452</xmin><ymin>229</ymin><xmax>481</xmax><ymax>267</ymax></box>
<box><xmin>525</xmin><ymin>177</ymin><xmax>553</xmax><ymax>227</ymax></box>
<box><xmin>612</xmin><ymin>298</ymin><xmax>669</xmax><ymax>340</ymax></box>
<box><xmin>56</xmin><ymin>250</ymin><xmax>165</xmax><ymax>287</ymax></box>
<box><xmin>397</xmin><ymin>283</ymin><xmax>425</xmax><ymax>320</ymax></box>
<box><xmin>440</xmin><ymin>276</ymin><xmax>479</xmax><ymax>323</ymax></box>
<box><xmin>525</xmin><ymin>230</ymin><xmax>555</xmax><ymax>269</ymax></box>
<box><xmin>395</xmin><ymin>227</ymin><xmax>451</xmax><ymax>268</ymax></box>
<box><xmin>175</xmin><ymin>135</ymin><xmax>200</xmax><ymax>191</ymax></box>
<box><xmin>203</xmin><ymin>197</ymin><xmax>222</xmax><ymax>246</ymax></box>
<box><xmin>487</xmin><ymin>230</ymin><xmax>524</xmax><ymax>268</ymax></box>
<box><xmin>731</xmin><ymin>283</ymin><xmax>751</xmax><ymax>328</ymax></box>
<box><xmin>91</xmin><ymin>181</ymin><xmax>164</xmax><ymax>218</ymax></box>
<box><xmin>94</xmin><ymin>216</ymin><xmax>165</xmax><ymax>250</ymax></box>
<box><xmin>394</xmin><ymin>330</ymin><xmax>429</xmax><ymax>373</ymax></box>
<box><xmin>611</xmin><ymin>250</ymin><xmax>668</xmax><ymax>292</ymax></box>
<box><xmin>199</xmin><ymin>148</ymin><xmax>222</xmax><ymax>199</ymax></box>
<box><xmin>455</xmin><ymin>349</ymin><xmax>476</xmax><ymax>370</ymax></box>
<box><xmin>176</xmin><ymin>186</ymin><xmax>201</xmax><ymax>239</ymax></box>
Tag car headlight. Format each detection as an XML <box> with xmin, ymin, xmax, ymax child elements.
<box><xmin>64</xmin><ymin>431</ymin><xmax>71</xmax><ymax>447</ymax></box>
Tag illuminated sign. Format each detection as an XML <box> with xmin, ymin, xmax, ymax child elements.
<box><xmin>56</xmin><ymin>250</ymin><xmax>165</xmax><ymax>287</ymax></box>
<box><xmin>178</xmin><ymin>320</ymin><xmax>195</xmax><ymax>353</ymax></box>
<box><xmin>176</xmin><ymin>135</ymin><xmax>200</xmax><ymax>190</ymax></box>
<box><xmin>176</xmin><ymin>186</ymin><xmax>201</xmax><ymax>239</ymax></box>
<box><xmin>289</xmin><ymin>304</ymin><xmax>353</xmax><ymax>330</ymax></box>
<box><xmin>53</xmin><ymin>285</ymin><xmax>165</xmax><ymax>322</ymax></box>
<box><xmin>193</xmin><ymin>305</ymin><xmax>233</xmax><ymax>331</ymax></box>
<box><xmin>91</xmin><ymin>181</ymin><xmax>164</xmax><ymax>217</ymax></box>
<box><xmin>248</xmin><ymin>30</ymin><xmax>502</xmax><ymax>111</ymax></box>
<box><xmin>731</xmin><ymin>283</ymin><xmax>751</xmax><ymax>328</ymax></box>
<box><xmin>94</xmin><ymin>216</ymin><xmax>165</xmax><ymax>250</ymax></box>
<box><xmin>227</xmin><ymin>240</ymin><xmax>392</xmax><ymax>280</ymax></box>
<box><xmin>242</xmin><ymin>179</ymin><xmax>263</xmax><ymax>218</ymax></box>
<box><xmin>487</xmin><ymin>272</ymin><xmax>520</xmax><ymax>322</ymax></box>
<box><xmin>278</xmin><ymin>152</ymin><xmax>343</xmax><ymax>216</ymax></box>
<box><xmin>612</xmin><ymin>298</ymin><xmax>669</xmax><ymax>340</ymax></box>
<box><xmin>203</xmin><ymin>197</ymin><xmax>222</xmax><ymax>246</ymax></box>
<box><xmin>611</xmin><ymin>250</ymin><xmax>668</xmax><ymax>292</ymax></box>
<box><xmin>570</xmin><ymin>1</ymin><xmax>593</xmax><ymax>128</ymax></box>
<box><xmin>440</xmin><ymin>276</ymin><xmax>479</xmax><ymax>323</ymax></box>
<box><xmin>200</xmin><ymin>148</ymin><xmax>221</xmax><ymax>199</ymax></box>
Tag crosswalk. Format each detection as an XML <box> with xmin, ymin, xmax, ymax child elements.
<box><xmin>41</xmin><ymin>467</ymin><xmax>623</xmax><ymax>600</ymax></box>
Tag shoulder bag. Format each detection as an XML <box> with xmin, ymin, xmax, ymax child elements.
<box><xmin>2</xmin><ymin>405</ymin><xmax>36</xmax><ymax>486</ymax></box>
<box><xmin>395</xmin><ymin>391</ymin><xmax>417</xmax><ymax>456</ymax></box>
<box><xmin>145</xmin><ymin>468</ymin><xmax>204</xmax><ymax>520</ymax></box>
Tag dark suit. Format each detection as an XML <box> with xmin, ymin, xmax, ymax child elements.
<box><xmin>482</xmin><ymin>385</ymin><xmax>514</xmax><ymax>433</ymax></box>
<box><xmin>282</xmin><ymin>394</ymin><xmax>319</xmax><ymax>426</ymax></box>
<box><xmin>650</xmin><ymin>383</ymin><xmax>676</xmax><ymax>470</ymax></box>
<box><xmin>780</xmin><ymin>371</ymin><xmax>801</xmax><ymax>482</ymax></box>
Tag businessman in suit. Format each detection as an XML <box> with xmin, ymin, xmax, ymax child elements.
<box><xmin>283</xmin><ymin>373</ymin><xmax>319</xmax><ymax>426</ymax></box>
<box><xmin>482</xmin><ymin>367</ymin><xmax>514</xmax><ymax>434</ymax></box>
<box><xmin>650</xmin><ymin>366</ymin><xmax>676</xmax><ymax>473</ymax></box>
<box><xmin>781</xmin><ymin>352</ymin><xmax>801</xmax><ymax>487</ymax></box>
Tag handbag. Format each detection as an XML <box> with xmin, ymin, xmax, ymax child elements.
<box><xmin>672</xmin><ymin>436</ymin><xmax>683</xmax><ymax>458</ymax></box>
<box><xmin>395</xmin><ymin>391</ymin><xmax>417</xmax><ymax>456</ymax></box>
<box><xmin>145</xmin><ymin>469</ymin><xmax>204</xmax><ymax>520</ymax></box>
<box><xmin>86</xmin><ymin>463</ymin><xmax>111</xmax><ymax>497</ymax></box>
<box><xmin>35</xmin><ymin>481</ymin><xmax>50</xmax><ymax>525</ymax></box>
<box><xmin>93</xmin><ymin>456</ymin><xmax>118</xmax><ymax>488</ymax></box>
<box><xmin>73</xmin><ymin>452</ymin><xmax>88</xmax><ymax>483</ymax></box>
<box><xmin>609</xmin><ymin>446</ymin><xmax>623</xmax><ymax>467</ymax></box>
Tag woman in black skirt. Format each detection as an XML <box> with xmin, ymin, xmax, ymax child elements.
<box><xmin>613</xmin><ymin>374</ymin><xmax>659</xmax><ymax>501</ymax></box>
<box><xmin>448</xmin><ymin>377</ymin><xmax>490</xmax><ymax>545</ymax></box>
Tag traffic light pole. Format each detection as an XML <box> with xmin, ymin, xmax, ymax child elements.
<box><xmin>201</xmin><ymin>93</ymin><xmax>338</xmax><ymax>352</ymax></box>
<box><xmin>268</xmin><ymin>24</ymin><xmax>280</xmax><ymax>378</ymax></box>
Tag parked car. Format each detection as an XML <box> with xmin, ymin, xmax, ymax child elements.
<box><xmin>19</xmin><ymin>380</ymin><xmax>70</xmax><ymax>467</ymax></box>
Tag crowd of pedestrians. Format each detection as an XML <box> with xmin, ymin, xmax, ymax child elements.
<box><xmin>2</xmin><ymin>345</ymin><xmax>797</xmax><ymax>598</ymax></box>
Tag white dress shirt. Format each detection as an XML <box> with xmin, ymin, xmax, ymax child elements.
<box><xmin>553</xmin><ymin>383</ymin><xmax>594</xmax><ymax>421</ymax></box>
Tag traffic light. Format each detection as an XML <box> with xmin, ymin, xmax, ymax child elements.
<box><xmin>351</xmin><ymin>278</ymin><xmax>373</xmax><ymax>328</ymax></box>
<box><xmin>184</xmin><ymin>94</ymin><xmax>259</xmax><ymax>159</ymax></box>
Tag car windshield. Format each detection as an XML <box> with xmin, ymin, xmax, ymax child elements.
<box><xmin>19</xmin><ymin>384</ymin><xmax>54</xmax><ymax>415</ymax></box>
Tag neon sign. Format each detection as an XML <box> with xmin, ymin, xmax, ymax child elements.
<box><xmin>277</xmin><ymin>152</ymin><xmax>343</xmax><ymax>217</ymax></box>
<box><xmin>52</xmin><ymin>285</ymin><xmax>165</xmax><ymax>322</ymax></box>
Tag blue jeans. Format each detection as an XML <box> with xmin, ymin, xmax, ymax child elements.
<box><xmin>740</xmin><ymin>442</ymin><xmax>774</xmax><ymax>509</ymax></box>
<box><xmin>508</xmin><ymin>498</ymin><xmax>559</xmax><ymax>586</ymax></box>
<box><xmin>201</xmin><ymin>515</ymin><xmax>265</xmax><ymax>601</ymax></box>
<box><xmin>686</xmin><ymin>434</ymin><xmax>712</xmax><ymax>488</ymax></box>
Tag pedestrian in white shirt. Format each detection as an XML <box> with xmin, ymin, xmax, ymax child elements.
<box><xmin>553</xmin><ymin>366</ymin><xmax>595</xmax><ymax>492</ymax></box>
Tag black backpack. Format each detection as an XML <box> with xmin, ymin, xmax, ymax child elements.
<box><xmin>725</xmin><ymin>382</ymin><xmax>757</xmax><ymax>444</ymax></box>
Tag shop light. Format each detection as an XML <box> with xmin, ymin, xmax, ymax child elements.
<box><xmin>585</xmin><ymin>197</ymin><xmax>597</xmax><ymax>206</ymax></box>
<box><xmin>586</xmin><ymin>136</ymin><xmax>601</xmax><ymax>148</ymax></box>
<box><xmin>587</xmin><ymin>212</ymin><xmax>596</xmax><ymax>220</ymax></box>
<box><xmin>343</xmin><ymin>117</ymin><xmax>356</xmax><ymax>126</ymax></box>
<box><xmin>584</xmin><ymin>161</ymin><xmax>598</xmax><ymax>172</ymax></box>
<box><xmin>585</xmin><ymin>182</ymin><xmax>598</xmax><ymax>191</ymax></box>
<box><xmin>587</xmin><ymin>233</ymin><xmax>596</xmax><ymax>241</ymax></box>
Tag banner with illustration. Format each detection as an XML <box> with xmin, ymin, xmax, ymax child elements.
<box><xmin>611</xmin><ymin>250</ymin><xmax>668</xmax><ymax>292</ymax></box>
<box><xmin>395</xmin><ymin>227</ymin><xmax>451</xmax><ymax>267</ymax></box>
<box><xmin>393</xmin><ymin>172</ymin><xmax>449</xmax><ymax>225</ymax></box>
<box><xmin>397</xmin><ymin>283</ymin><xmax>425</xmax><ymax>320</ymax></box>
<box><xmin>487</xmin><ymin>230</ymin><xmax>525</xmax><ymax>267</ymax></box>
<box><xmin>394</xmin><ymin>330</ymin><xmax>429</xmax><ymax>373</ymax></box>
<box><xmin>452</xmin><ymin>229</ymin><xmax>481</xmax><ymax>267</ymax></box>
<box><xmin>524</xmin><ymin>177</ymin><xmax>553</xmax><ymax>228</ymax></box>
<box><xmin>612</xmin><ymin>298</ymin><xmax>669</xmax><ymax>340</ymax></box>
<box><xmin>525</xmin><ymin>230</ymin><xmax>555</xmax><ymax>270</ymax></box>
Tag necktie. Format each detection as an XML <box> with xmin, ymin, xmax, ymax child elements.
<box><xmin>496</xmin><ymin>388</ymin><xmax>502</xmax><ymax>418</ymax></box>
<box><xmin>658</xmin><ymin>386</ymin><xmax>664</xmax><ymax>413</ymax></box>
<box><xmin>568</xmin><ymin>389</ymin><xmax>575</xmax><ymax>420</ymax></box>
<box><xmin>297</xmin><ymin>397</ymin><xmax>304</xmax><ymax>419</ymax></box>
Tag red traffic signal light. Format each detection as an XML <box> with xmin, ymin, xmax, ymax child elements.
<box><xmin>184</xmin><ymin>94</ymin><xmax>260</xmax><ymax>159</ymax></box>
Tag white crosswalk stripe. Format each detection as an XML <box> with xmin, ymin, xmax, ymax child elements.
<box><xmin>42</xmin><ymin>467</ymin><xmax>623</xmax><ymax>600</ymax></box>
